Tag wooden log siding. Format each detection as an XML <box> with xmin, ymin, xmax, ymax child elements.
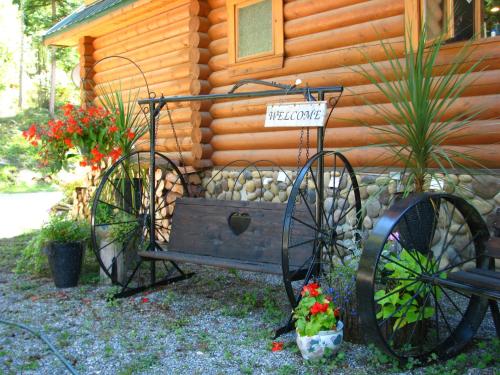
<box><xmin>64</xmin><ymin>0</ymin><xmax>499</xmax><ymax>169</ymax></box>
<box><xmin>85</xmin><ymin>0</ymin><xmax>212</xmax><ymax>168</ymax></box>
<box><xmin>205</xmin><ymin>0</ymin><xmax>500</xmax><ymax>168</ymax></box>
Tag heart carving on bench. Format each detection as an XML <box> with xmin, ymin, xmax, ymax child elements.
<box><xmin>228</xmin><ymin>212</ymin><xmax>251</xmax><ymax>235</ymax></box>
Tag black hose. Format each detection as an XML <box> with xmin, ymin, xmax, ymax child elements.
<box><xmin>0</xmin><ymin>318</ymin><xmax>79</xmax><ymax>375</ymax></box>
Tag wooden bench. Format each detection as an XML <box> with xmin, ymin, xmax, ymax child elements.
<box><xmin>447</xmin><ymin>209</ymin><xmax>500</xmax><ymax>336</ymax></box>
<box><xmin>139</xmin><ymin>197</ymin><xmax>313</xmax><ymax>277</ymax></box>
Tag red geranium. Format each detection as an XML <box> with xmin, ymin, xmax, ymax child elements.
<box><xmin>271</xmin><ymin>342</ymin><xmax>284</xmax><ymax>352</ymax></box>
<box><xmin>310</xmin><ymin>302</ymin><xmax>329</xmax><ymax>315</ymax></box>
<box><xmin>301</xmin><ymin>282</ymin><xmax>320</xmax><ymax>297</ymax></box>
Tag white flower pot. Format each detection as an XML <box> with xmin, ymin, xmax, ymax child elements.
<box><xmin>296</xmin><ymin>321</ymin><xmax>344</xmax><ymax>360</ymax></box>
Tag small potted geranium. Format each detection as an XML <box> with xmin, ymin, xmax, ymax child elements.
<box><xmin>294</xmin><ymin>282</ymin><xmax>343</xmax><ymax>360</ymax></box>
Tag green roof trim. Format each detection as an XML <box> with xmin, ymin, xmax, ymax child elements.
<box><xmin>43</xmin><ymin>0</ymin><xmax>137</xmax><ymax>40</ymax></box>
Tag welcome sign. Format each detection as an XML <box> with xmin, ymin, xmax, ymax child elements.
<box><xmin>265</xmin><ymin>101</ymin><xmax>328</xmax><ymax>127</ymax></box>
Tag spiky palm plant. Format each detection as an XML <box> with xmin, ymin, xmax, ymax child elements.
<box><xmin>356</xmin><ymin>26</ymin><xmax>484</xmax><ymax>193</ymax></box>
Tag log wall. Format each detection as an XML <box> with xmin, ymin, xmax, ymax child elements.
<box><xmin>82</xmin><ymin>0</ymin><xmax>212</xmax><ymax>168</ymax></box>
<box><xmin>205</xmin><ymin>0</ymin><xmax>500</xmax><ymax>168</ymax></box>
<box><xmin>77</xmin><ymin>0</ymin><xmax>500</xmax><ymax>169</ymax></box>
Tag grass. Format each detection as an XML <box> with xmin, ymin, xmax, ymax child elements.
<box><xmin>0</xmin><ymin>233</ymin><xmax>32</xmax><ymax>271</ymax></box>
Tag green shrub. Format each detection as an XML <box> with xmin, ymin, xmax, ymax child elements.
<box><xmin>15</xmin><ymin>215</ymin><xmax>90</xmax><ymax>277</ymax></box>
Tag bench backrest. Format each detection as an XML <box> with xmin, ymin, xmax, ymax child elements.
<box><xmin>168</xmin><ymin>197</ymin><xmax>313</xmax><ymax>268</ymax></box>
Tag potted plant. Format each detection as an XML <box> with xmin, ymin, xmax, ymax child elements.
<box><xmin>294</xmin><ymin>282</ymin><xmax>343</xmax><ymax>360</ymax></box>
<box><xmin>355</xmin><ymin>25</ymin><xmax>485</xmax><ymax>196</ymax></box>
<box><xmin>41</xmin><ymin>215</ymin><xmax>89</xmax><ymax>288</ymax></box>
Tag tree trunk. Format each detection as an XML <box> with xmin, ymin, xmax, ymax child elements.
<box><xmin>18</xmin><ymin>0</ymin><xmax>24</xmax><ymax>110</ymax></box>
<box><xmin>49</xmin><ymin>0</ymin><xmax>56</xmax><ymax>118</ymax></box>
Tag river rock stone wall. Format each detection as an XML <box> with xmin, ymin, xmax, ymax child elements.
<box><xmin>197</xmin><ymin>169</ymin><xmax>500</xmax><ymax>235</ymax></box>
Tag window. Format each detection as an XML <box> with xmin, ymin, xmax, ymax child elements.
<box><xmin>227</xmin><ymin>0</ymin><xmax>284</xmax><ymax>74</ymax></box>
<box><xmin>414</xmin><ymin>1</ymin><xmax>499</xmax><ymax>41</ymax></box>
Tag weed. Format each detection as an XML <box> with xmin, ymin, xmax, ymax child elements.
<box><xmin>57</xmin><ymin>331</ymin><xmax>71</xmax><ymax>348</ymax></box>
<box><xmin>104</xmin><ymin>286</ymin><xmax>122</xmax><ymax>307</ymax></box>
<box><xmin>277</xmin><ymin>364</ymin><xmax>299</xmax><ymax>375</ymax></box>
<box><xmin>118</xmin><ymin>353</ymin><xmax>159</xmax><ymax>375</ymax></box>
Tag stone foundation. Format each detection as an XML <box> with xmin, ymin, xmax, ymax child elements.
<box><xmin>198</xmin><ymin>168</ymin><xmax>500</xmax><ymax>235</ymax></box>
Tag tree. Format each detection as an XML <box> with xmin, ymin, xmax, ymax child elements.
<box><xmin>13</xmin><ymin>0</ymin><xmax>81</xmax><ymax>112</ymax></box>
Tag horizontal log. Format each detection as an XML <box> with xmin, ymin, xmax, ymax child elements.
<box><xmin>93</xmin><ymin>33</ymin><xmax>194</xmax><ymax>71</ymax></box>
<box><xmin>208</xmin><ymin>5</ymin><xmax>226</xmax><ymax>25</ymax></box>
<box><xmin>208</xmin><ymin>37</ymin><xmax>405</xmax><ymax>82</ymax></box>
<box><xmin>141</xmin><ymin>124</ymin><xmax>193</xmax><ymax>140</ymax></box>
<box><xmin>208</xmin><ymin>37</ymin><xmax>227</xmax><ymax>56</ymax></box>
<box><xmin>285</xmin><ymin>0</ymin><xmax>403</xmax><ymax>39</ymax></box>
<box><xmin>93</xmin><ymin>17</ymin><xmax>196</xmax><ymax>60</ymax></box>
<box><xmin>93</xmin><ymin>62</ymin><xmax>197</xmax><ymax>90</ymax></box>
<box><xmin>284</xmin><ymin>0</ymin><xmax>367</xmax><ymax>21</ymax></box>
<box><xmin>155</xmin><ymin>136</ymin><xmax>194</xmax><ymax>152</ymax></box>
<box><xmin>210</xmin><ymin>94</ymin><xmax>500</xmax><ymax>134</ymax></box>
<box><xmin>209</xmin><ymin>68</ymin><xmax>500</xmax><ymax>119</ymax></box>
<box><xmin>211</xmin><ymin>145</ymin><xmax>500</xmax><ymax>168</ymax></box>
<box><xmin>207</xmin><ymin>0</ymin><xmax>224</xmax><ymax>9</ymax></box>
<box><xmin>209</xmin><ymin>38</ymin><xmax>500</xmax><ymax>89</ymax></box>
<box><xmin>94</xmin><ymin>33</ymin><xmax>194</xmax><ymax>62</ymax></box>
<box><xmin>45</xmin><ymin>0</ymin><xmax>186</xmax><ymax>46</ymax></box>
<box><xmin>93</xmin><ymin>2</ymin><xmax>195</xmax><ymax>49</ymax></box>
<box><xmin>208</xmin><ymin>21</ymin><xmax>227</xmax><ymax>41</ymax></box>
<box><xmin>210</xmin><ymin>120</ymin><xmax>500</xmax><ymax>150</ymax></box>
<box><xmin>285</xmin><ymin>15</ymin><xmax>404</xmax><ymax>57</ymax></box>
<box><xmin>93</xmin><ymin>47</ymin><xmax>195</xmax><ymax>77</ymax></box>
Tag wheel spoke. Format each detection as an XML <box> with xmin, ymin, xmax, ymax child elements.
<box><xmin>107</xmin><ymin>178</ymin><xmax>139</xmax><ymax>216</ymax></box>
<box><xmin>298</xmin><ymin>188</ymin><xmax>318</xmax><ymax>225</ymax></box>
<box><xmin>95</xmin><ymin>220</ymin><xmax>138</xmax><ymax>227</ymax></box>
<box><xmin>438</xmin><ymin>285</ymin><xmax>466</xmax><ymax>320</ymax></box>
<box><xmin>97</xmin><ymin>225</ymin><xmax>138</xmax><ymax>253</ymax></box>
<box><xmin>288</xmin><ymin>237</ymin><xmax>316</xmax><ymax>249</ymax></box>
<box><xmin>291</xmin><ymin>216</ymin><xmax>328</xmax><ymax>237</ymax></box>
<box><xmin>374</xmin><ymin>278</ymin><xmax>421</xmax><ymax>303</ymax></box>
<box><xmin>380</xmin><ymin>254</ymin><xmax>421</xmax><ymax>278</ymax></box>
<box><xmin>308</xmin><ymin>168</ymin><xmax>329</xmax><ymax>225</ymax></box>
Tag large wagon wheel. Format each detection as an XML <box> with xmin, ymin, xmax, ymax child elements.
<box><xmin>357</xmin><ymin>193</ymin><xmax>490</xmax><ymax>362</ymax></box>
<box><xmin>91</xmin><ymin>151</ymin><xmax>189</xmax><ymax>290</ymax></box>
<box><xmin>282</xmin><ymin>151</ymin><xmax>362</xmax><ymax>307</ymax></box>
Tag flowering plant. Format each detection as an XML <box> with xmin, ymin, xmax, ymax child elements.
<box><xmin>23</xmin><ymin>103</ymin><xmax>125</xmax><ymax>173</ymax></box>
<box><xmin>294</xmin><ymin>282</ymin><xmax>341</xmax><ymax>337</ymax></box>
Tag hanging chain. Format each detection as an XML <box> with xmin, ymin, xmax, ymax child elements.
<box><xmin>165</xmin><ymin>101</ymin><xmax>186</xmax><ymax>169</ymax></box>
<box><xmin>296</xmin><ymin>127</ymin><xmax>304</xmax><ymax>175</ymax></box>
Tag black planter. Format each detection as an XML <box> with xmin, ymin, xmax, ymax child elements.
<box><xmin>47</xmin><ymin>241</ymin><xmax>84</xmax><ymax>288</ymax></box>
<box><xmin>394</xmin><ymin>194</ymin><xmax>439</xmax><ymax>254</ymax></box>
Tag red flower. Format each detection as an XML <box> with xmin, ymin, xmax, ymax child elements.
<box><xmin>310</xmin><ymin>302</ymin><xmax>329</xmax><ymax>315</ymax></box>
<box><xmin>23</xmin><ymin>124</ymin><xmax>37</xmax><ymax>139</ymax></box>
<box><xmin>109</xmin><ymin>147</ymin><xmax>122</xmax><ymax>162</ymax></box>
<box><xmin>334</xmin><ymin>307</ymin><xmax>341</xmax><ymax>319</ymax></box>
<box><xmin>91</xmin><ymin>165</ymin><xmax>100</xmax><ymax>171</ymax></box>
<box><xmin>81</xmin><ymin>116</ymin><xmax>90</xmax><ymax>124</ymax></box>
<box><xmin>64</xmin><ymin>138</ymin><xmax>73</xmax><ymax>147</ymax></box>
<box><xmin>271</xmin><ymin>342</ymin><xmax>284</xmax><ymax>352</ymax></box>
<box><xmin>109</xmin><ymin>125</ymin><xmax>118</xmax><ymax>133</ymax></box>
<box><xmin>301</xmin><ymin>282</ymin><xmax>320</xmax><ymax>297</ymax></box>
<box><xmin>140</xmin><ymin>297</ymin><xmax>149</xmax><ymax>304</ymax></box>
<box><xmin>62</xmin><ymin>103</ymin><xmax>74</xmax><ymax>116</ymax></box>
<box><xmin>80</xmin><ymin>160</ymin><xmax>87</xmax><ymax>167</ymax></box>
<box><xmin>127</xmin><ymin>131</ymin><xmax>135</xmax><ymax>140</ymax></box>
<box><xmin>30</xmin><ymin>140</ymin><xmax>38</xmax><ymax>146</ymax></box>
<box><xmin>91</xmin><ymin>147</ymin><xmax>104</xmax><ymax>163</ymax></box>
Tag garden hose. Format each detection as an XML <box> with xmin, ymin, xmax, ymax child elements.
<box><xmin>0</xmin><ymin>318</ymin><xmax>79</xmax><ymax>375</ymax></box>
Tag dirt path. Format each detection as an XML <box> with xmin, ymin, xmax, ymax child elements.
<box><xmin>0</xmin><ymin>192</ymin><xmax>63</xmax><ymax>238</ymax></box>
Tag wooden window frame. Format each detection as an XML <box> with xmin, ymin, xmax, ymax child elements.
<box><xmin>405</xmin><ymin>0</ymin><xmax>484</xmax><ymax>45</ymax></box>
<box><xmin>227</xmin><ymin>0</ymin><xmax>284</xmax><ymax>75</ymax></box>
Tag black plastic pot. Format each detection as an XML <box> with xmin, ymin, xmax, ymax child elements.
<box><xmin>46</xmin><ymin>241</ymin><xmax>84</xmax><ymax>288</ymax></box>
<box><xmin>394</xmin><ymin>193</ymin><xmax>439</xmax><ymax>254</ymax></box>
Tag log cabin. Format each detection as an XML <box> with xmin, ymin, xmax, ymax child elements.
<box><xmin>44</xmin><ymin>0</ymin><xmax>499</xmax><ymax>225</ymax></box>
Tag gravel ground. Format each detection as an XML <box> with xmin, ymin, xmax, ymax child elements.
<box><xmin>0</xmin><ymin>265</ymin><xmax>498</xmax><ymax>375</ymax></box>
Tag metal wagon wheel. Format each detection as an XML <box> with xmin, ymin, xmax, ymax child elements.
<box><xmin>357</xmin><ymin>193</ymin><xmax>490</xmax><ymax>362</ymax></box>
<box><xmin>91</xmin><ymin>151</ymin><xmax>189</xmax><ymax>290</ymax></box>
<box><xmin>282</xmin><ymin>151</ymin><xmax>362</xmax><ymax>307</ymax></box>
